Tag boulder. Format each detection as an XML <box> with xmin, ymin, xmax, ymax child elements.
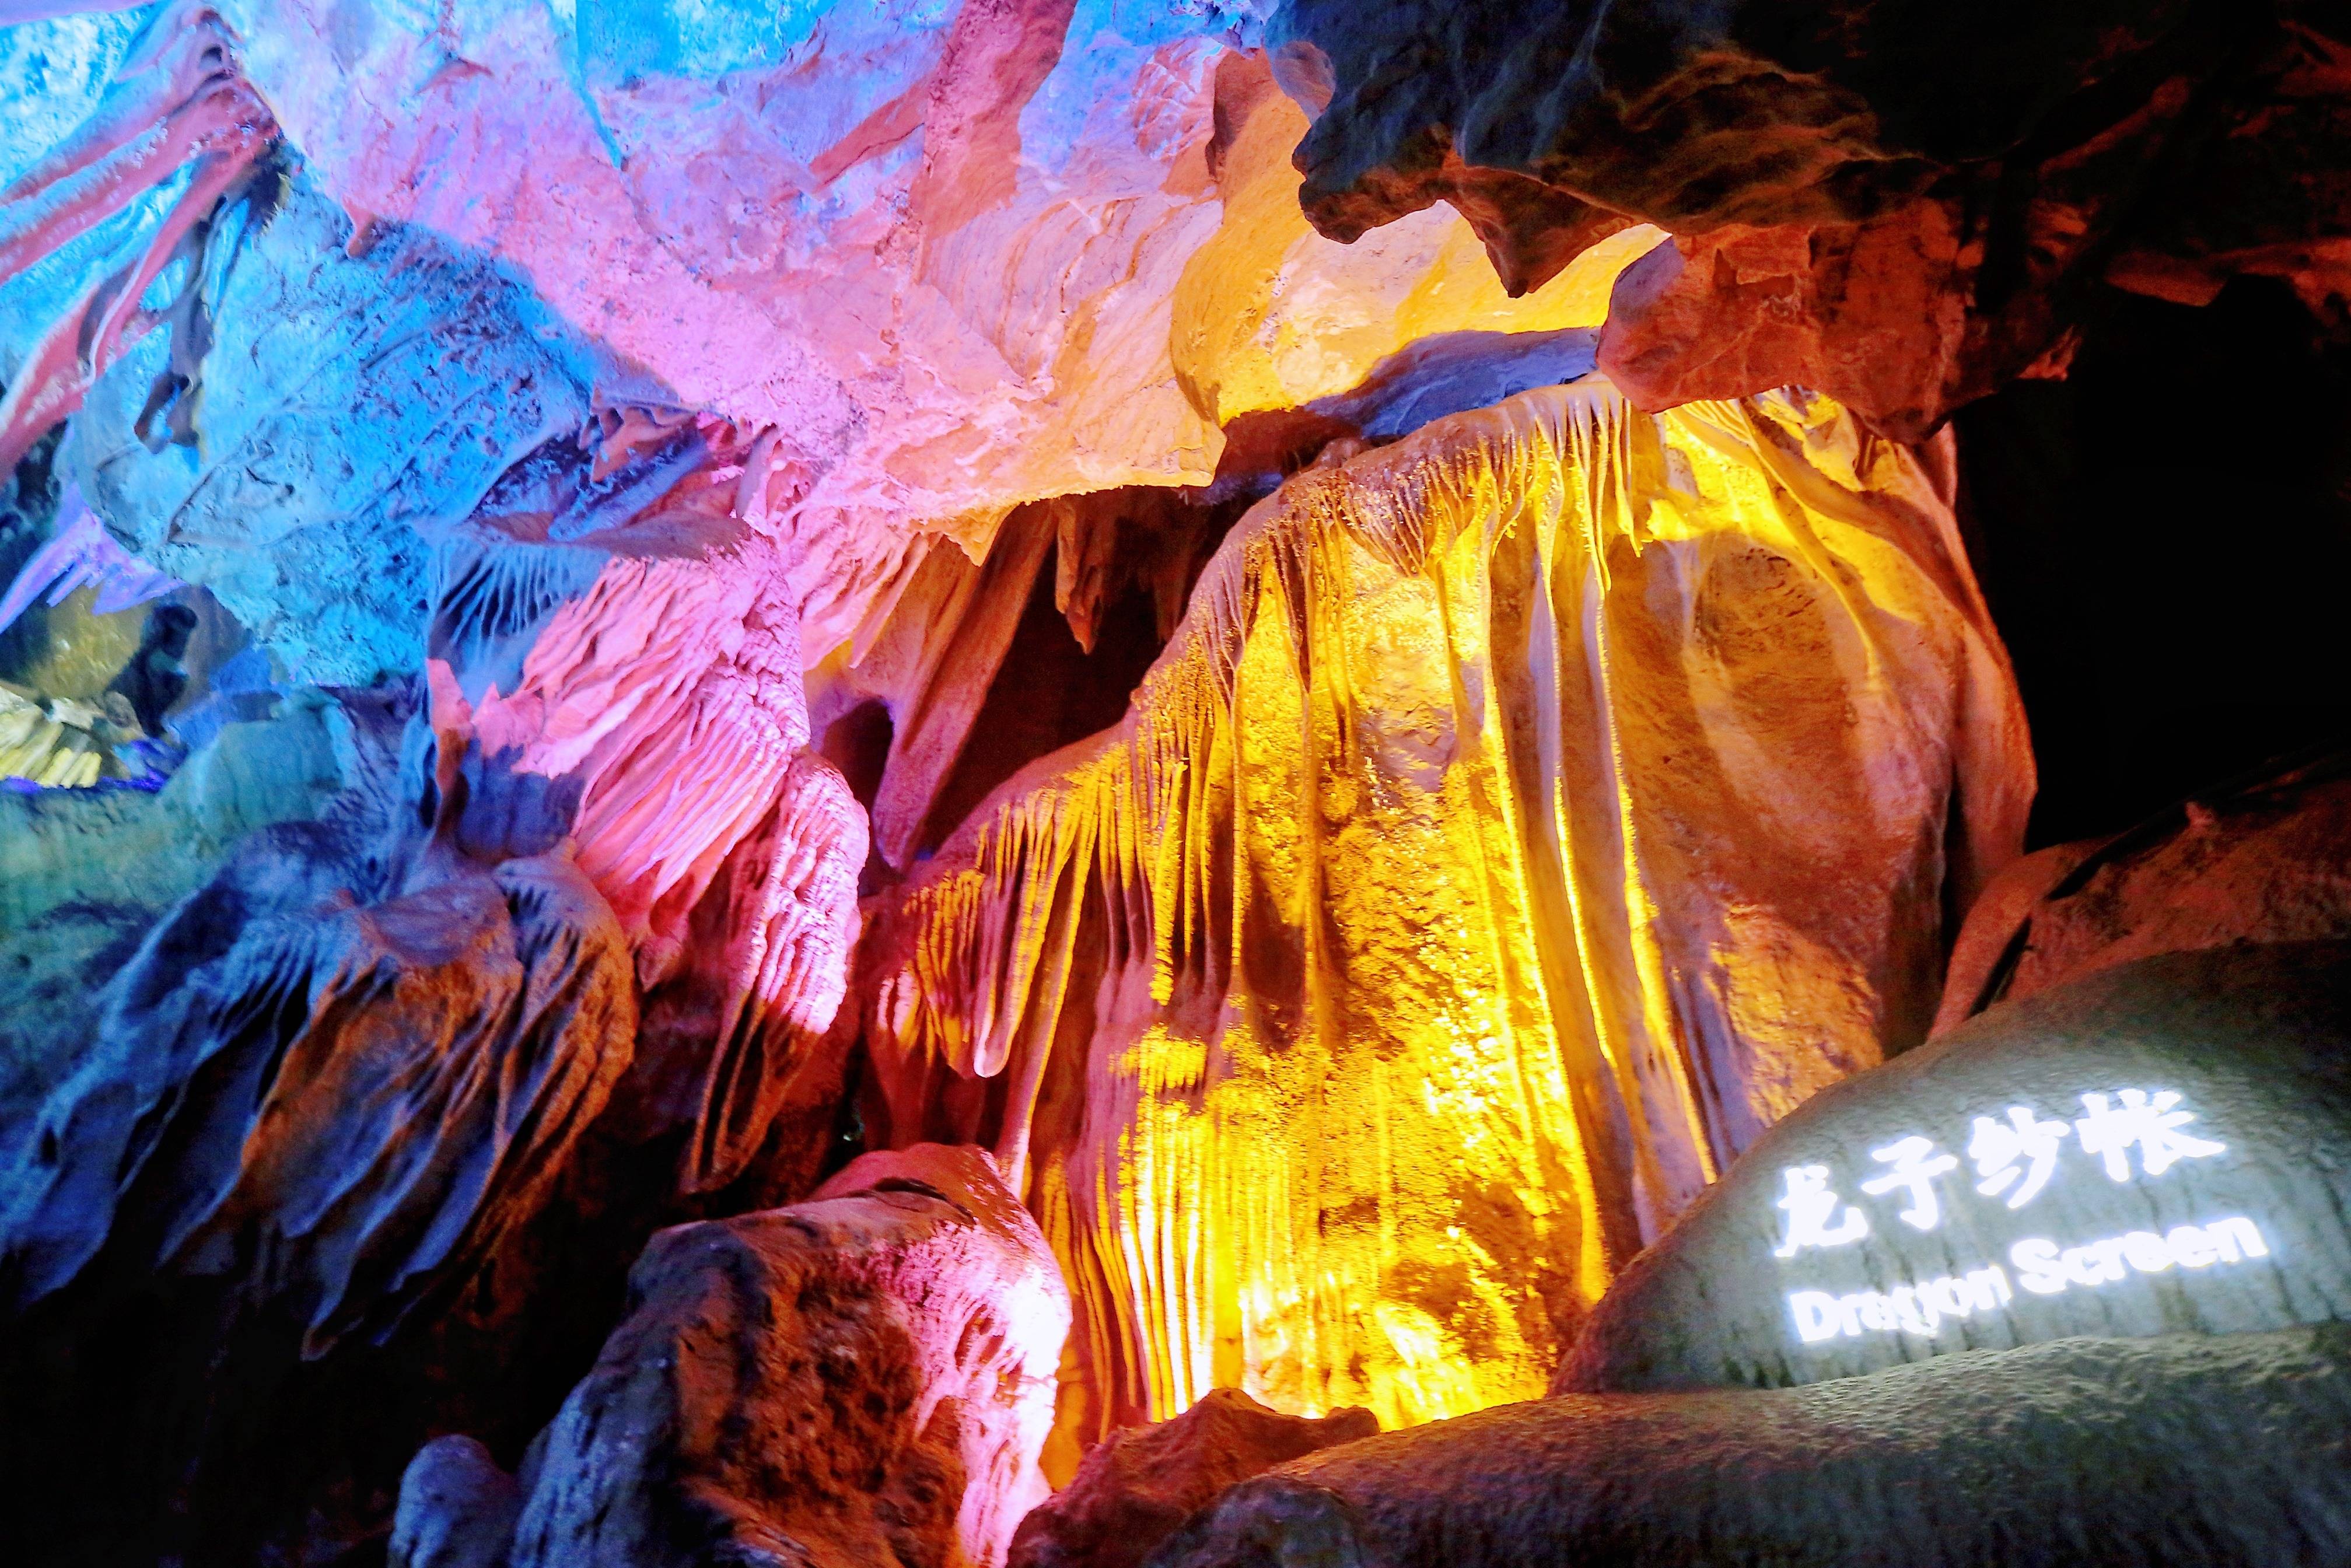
<box><xmin>390</xmin><ymin>1436</ymin><xmax>522</xmax><ymax>1568</ymax></box>
<box><xmin>1007</xmin><ymin>1388</ymin><xmax>1377</xmax><ymax>1568</ymax></box>
<box><xmin>503</xmin><ymin>1143</ymin><xmax>1068</xmax><ymax>1568</ymax></box>
<box><xmin>1556</xmin><ymin>942</ymin><xmax>2351</xmax><ymax>1396</ymax></box>
<box><xmin>1936</xmin><ymin>748</ymin><xmax>2351</xmax><ymax>1032</ymax></box>
<box><xmin>1146</xmin><ymin>1325</ymin><xmax>2351</xmax><ymax>1568</ymax></box>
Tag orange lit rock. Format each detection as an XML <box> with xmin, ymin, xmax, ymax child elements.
<box><xmin>1007</xmin><ymin>1387</ymin><xmax>1376</xmax><ymax>1568</ymax></box>
<box><xmin>862</xmin><ymin>375</ymin><xmax>2031</xmax><ymax>1450</ymax></box>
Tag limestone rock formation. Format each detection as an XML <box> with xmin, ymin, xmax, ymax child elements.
<box><xmin>1556</xmin><ymin>942</ymin><xmax>2351</xmax><ymax>1396</ymax></box>
<box><xmin>1007</xmin><ymin>1388</ymin><xmax>1377</xmax><ymax>1568</ymax></box>
<box><xmin>496</xmin><ymin>1143</ymin><xmax>1068</xmax><ymax>1568</ymax></box>
<box><xmin>865</xmin><ymin>374</ymin><xmax>2030</xmax><ymax>1449</ymax></box>
<box><xmin>1271</xmin><ymin>0</ymin><xmax>2351</xmax><ymax>436</ymax></box>
<box><xmin>0</xmin><ymin>685</ymin><xmax>345</xmax><ymax>1121</ymax></box>
<box><xmin>1147</xmin><ymin>1325</ymin><xmax>2351</xmax><ymax>1568</ymax></box>
<box><xmin>1937</xmin><ymin>747</ymin><xmax>2351</xmax><ymax>1032</ymax></box>
<box><xmin>6</xmin><ymin>3</ymin><xmax>2338</xmax><ymax>1566</ymax></box>
<box><xmin>390</xmin><ymin>1436</ymin><xmax>523</xmax><ymax>1568</ymax></box>
<box><xmin>0</xmin><ymin>688</ymin><xmax>636</xmax><ymax>1564</ymax></box>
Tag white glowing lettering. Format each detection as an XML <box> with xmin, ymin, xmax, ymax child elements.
<box><xmin>1792</xmin><ymin>1217</ymin><xmax>2272</xmax><ymax>1346</ymax></box>
<box><xmin>2006</xmin><ymin>1217</ymin><xmax>2270</xmax><ymax>1302</ymax></box>
<box><xmin>1772</xmin><ymin>1089</ymin><xmax>2227</xmax><ymax>1251</ymax></box>
<box><xmin>1775</xmin><ymin>1090</ymin><xmax>2273</xmax><ymax>1351</ymax></box>
<box><xmin>1787</xmin><ymin>1266</ymin><xmax>2014</xmax><ymax>1344</ymax></box>
<box><xmin>1859</xmin><ymin>1135</ymin><xmax>1960</xmax><ymax>1230</ymax></box>
<box><xmin>1772</xmin><ymin>1164</ymin><xmax>1869</xmax><ymax>1257</ymax></box>
<box><xmin>1967</xmin><ymin>1106</ymin><xmax>2070</xmax><ymax>1209</ymax></box>
<box><xmin>2010</xmin><ymin>1237</ymin><xmax>2066</xmax><ymax>1294</ymax></box>
<box><xmin>2074</xmin><ymin>1089</ymin><xmax>2227</xmax><ymax>1181</ymax></box>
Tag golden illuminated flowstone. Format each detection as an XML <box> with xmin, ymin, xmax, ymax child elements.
<box><xmin>860</xmin><ymin>379</ymin><xmax>2032</xmax><ymax>1465</ymax></box>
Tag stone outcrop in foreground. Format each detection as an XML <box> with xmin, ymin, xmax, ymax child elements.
<box><xmin>1560</xmin><ymin>942</ymin><xmax>2351</xmax><ymax>1395</ymax></box>
<box><xmin>401</xmin><ymin>1143</ymin><xmax>1069</xmax><ymax>1568</ymax></box>
<box><xmin>1009</xmin><ymin>1388</ymin><xmax>1377</xmax><ymax>1568</ymax></box>
<box><xmin>1149</xmin><ymin>1325</ymin><xmax>2351</xmax><ymax>1568</ymax></box>
<box><xmin>0</xmin><ymin>693</ymin><xmax>637</xmax><ymax>1565</ymax></box>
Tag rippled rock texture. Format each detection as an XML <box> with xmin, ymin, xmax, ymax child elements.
<box><xmin>866</xmin><ymin>376</ymin><xmax>2030</xmax><ymax>1452</ymax></box>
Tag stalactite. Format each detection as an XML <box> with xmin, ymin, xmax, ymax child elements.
<box><xmin>0</xmin><ymin>1</ymin><xmax>275</xmax><ymax>472</ymax></box>
<box><xmin>863</xmin><ymin>375</ymin><xmax>2033</xmax><ymax>1454</ymax></box>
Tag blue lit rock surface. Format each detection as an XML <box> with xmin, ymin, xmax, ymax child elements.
<box><xmin>69</xmin><ymin>171</ymin><xmax>597</xmax><ymax>688</ymax></box>
<box><xmin>1555</xmin><ymin>941</ymin><xmax>2351</xmax><ymax>1395</ymax></box>
<box><xmin>1146</xmin><ymin>1325</ymin><xmax>2351</xmax><ymax>1568</ymax></box>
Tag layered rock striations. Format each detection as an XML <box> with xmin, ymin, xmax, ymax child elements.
<box><xmin>863</xmin><ymin>375</ymin><xmax>2031</xmax><ymax>1452</ymax></box>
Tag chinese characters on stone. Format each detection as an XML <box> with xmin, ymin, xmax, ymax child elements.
<box><xmin>1771</xmin><ymin>1087</ymin><xmax>2228</xmax><ymax>1258</ymax></box>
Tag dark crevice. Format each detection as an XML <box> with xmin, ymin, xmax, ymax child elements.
<box><xmin>1954</xmin><ymin>276</ymin><xmax>2351</xmax><ymax>848</ymax></box>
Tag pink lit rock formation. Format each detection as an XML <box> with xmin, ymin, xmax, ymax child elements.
<box><xmin>431</xmin><ymin>411</ymin><xmax>870</xmax><ymax>1196</ymax></box>
<box><xmin>0</xmin><ymin>2</ymin><xmax>274</xmax><ymax>470</ymax></box>
<box><xmin>19</xmin><ymin>3</ymin><xmax>1663</xmax><ymax>667</ymax></box>
<box><xmin>1007</xmin><ymin>1387</ymin><xmax>1377</xmax><ymax>1568</ymax></box>
<box><xmin>490</xmin><ymin>1143</ymin><xmax>1068</xmax><ymax>1568</ymax></box>
<box><xmin>863</xmin><ymin>376</ymin><xmax>2031</xmax><ymax>1452</ymax></box>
